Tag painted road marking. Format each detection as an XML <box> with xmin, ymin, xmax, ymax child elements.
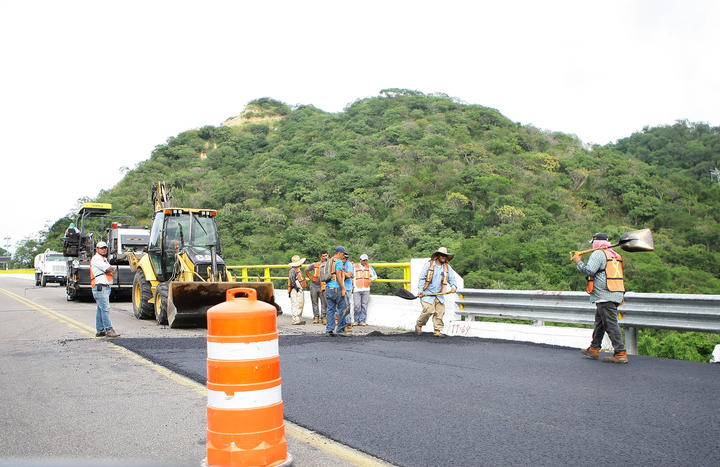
<box><xmin>0</xmin><ymin>286</ymin><xmax>392</xmax><ymax>466</ymax></box>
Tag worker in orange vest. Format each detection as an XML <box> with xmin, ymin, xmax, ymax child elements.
<box><xmin>90</xmin><ymin>241</ymin><xmax>119</xmax><ymax>338</ymax></box>
<box><xmin>572</xmin><ymin>232</ymin><xmax>627</xmax><ymax>364</ymax></box>
<box><xmin>352</xmin><ymin>254</ymin><xmax>377</xmax><ymax>326</ymax></box>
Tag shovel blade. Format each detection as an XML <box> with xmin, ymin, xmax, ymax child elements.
<box><xmin>619</xmin><ymin>228</ymin><xmax>654</xmax><ymax>252</ymax></box>
<box><xmin>166</xmin><ymin>281</ymin><xmax>280</xmax><ymax>328</ymax></box>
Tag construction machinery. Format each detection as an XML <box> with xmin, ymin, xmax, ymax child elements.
<box><xmin>63</xmin><ymin>203</ymin><xmax>150</xmax><ymax>301</ymax></box>
<box><xmin>128</xmin><ymin>182</ymin><xmax>280</xmax><ymax>327</ymax></box>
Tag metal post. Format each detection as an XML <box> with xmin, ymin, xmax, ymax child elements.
<box><xmin>533</xmin><ymin>320</ymin><xmax>545</xmax><ymax>326</ymax></box>
<box><xmin>624</xmin><ymin>327</ymin><xmax>637</xmax><ymax>355</ymax></box>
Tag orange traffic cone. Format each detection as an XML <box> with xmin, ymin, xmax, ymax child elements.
<box><xmin>206</xmin><ymin>288</ymin><xmax>292</xmax><ymax>466</ymax></box>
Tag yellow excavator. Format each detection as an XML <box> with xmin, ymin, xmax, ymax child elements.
<box><xmin>129</xmin><ymin>182</ymin><xmax>280</xmax><ymax>327</ymax></box>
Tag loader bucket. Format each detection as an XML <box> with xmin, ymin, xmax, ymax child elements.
<box><xmin>618</xmin><ymin>228</ymin><xmax>654</xmax><ymax>252</ymax></box>
<box><xmin>166</xmin><ymin>281</ymin><xmax>281</xmax><ymax>328</ymax></box>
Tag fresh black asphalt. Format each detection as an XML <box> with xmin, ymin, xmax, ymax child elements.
<box><xmin>116</xmin><ymin>333</ymin><xmax>720</xmax><ymax>467</ymax></box>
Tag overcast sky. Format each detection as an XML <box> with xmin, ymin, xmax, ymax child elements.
<box><xmin>1</xmin><ymin>0</ymin><xmax>718</xmax><ymax>253</ymax></box>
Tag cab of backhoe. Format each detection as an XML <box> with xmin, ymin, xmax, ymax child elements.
<box><xmin>147</xmin><ymin>208</ymin><xmax>225</xmax><ymax>282</ymax></box>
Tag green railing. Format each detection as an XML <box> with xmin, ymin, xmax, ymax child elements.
<box><xmin>226</xmin><ymin>262</ymin><xmax>411</xmax><ymax>290</ymax></box>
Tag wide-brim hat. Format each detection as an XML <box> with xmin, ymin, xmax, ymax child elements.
<box><xmin>434</xmin><ymin>246</ymin><xmax>454</xmax><ymax>260</ymax></box>
<box><xmin>288</xmin><ymin>255</ymin><xmax>306</xmax><ymax>267</ymax></box>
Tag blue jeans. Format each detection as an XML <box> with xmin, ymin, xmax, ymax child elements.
<box><xmin>92</xmin><ymin>286</ymin><xmax>113</xmax><ymax>332</ymax></box>
<box><xmin>325</xmin><ymin>287</ymin><xmax>344</xmax><ymax>333</ymax></box>
<box><xmin>353</xmin><ymin>290</ymin><xmax>370</xmax><ymax>323</ymax></box>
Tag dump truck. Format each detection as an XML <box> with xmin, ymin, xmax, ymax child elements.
<box><xmin>63</xmin><ymin>203</ymin><xmax>150</xmax><ymax>301</ymax></box>
<box><xmin>129</xmin><ymin>182</ymin><xmax>280</xmax><ymax>327</ymax></box>
<box><xmin>34</xmin><ymin>249</ymin><xmax>67</xmax><ymax>287</ymax></box>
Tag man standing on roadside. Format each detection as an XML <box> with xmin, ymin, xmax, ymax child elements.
<box><xmin>571</xmin><ymin>232</ymin><xmax>628</xmax><ymax>364</ymax></box>
<box><xmin>306</xmin><ymin>250</ymin><xmax>329</xmax><ymax>324</ymax></box>
<box><xmin>91</xmin><ymin>241</ymin><xmax>119</xmax><ymax>338</ymax></box>
<box><xmin>337</xmin><ymin>252</ymin><xmax>354</xmax><ymax>333</ymax></box>
<box><xmin>324</xmin><ymin>246</ymin><xmax>347</xmax><ymax>336</ymax></box>
<box><xmin>416</xmin><ymin>247</ymin><xmax>457</xmax><ymax>338</ymax></box>
<box><xmin>352</xmin><ymin>254</ymin><xmax>377</xmax><ymax>326</ymax></box>
<box><xmin>288</xmin><ymin>254</ymin><xmax>308</xmax><ymax>325</ymax></box>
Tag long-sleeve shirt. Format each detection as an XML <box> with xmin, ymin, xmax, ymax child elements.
<box><xmin>417</xmin><ymin>261</ymin><xmax>457</xmax><ymax>305</ymax></box>
<box><xmin>576</xmin><ymin>249</ymin><xmax>624</xmax><ymax>304</ymax></box>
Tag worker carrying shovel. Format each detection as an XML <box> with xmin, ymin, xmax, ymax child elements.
<box><xmin>415</xmin><ymin>246</ymin><xmax>458</xmax><ymax>338</ymax></box>
<box><xmin>571</xmin><ymin>232</ymin><xmax>628</xmax><ymax>364</ymax></box>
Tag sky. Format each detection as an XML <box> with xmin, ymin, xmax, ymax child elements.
<box><xmin>1</xmin><ymin>0</ymin><xmax>718</xmax><ymax>253</ymax></box>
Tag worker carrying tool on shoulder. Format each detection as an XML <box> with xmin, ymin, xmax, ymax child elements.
<box><xmin>571</xmin><ymin>232</ymin><xmax>627</xmax><ymax>364</ymax></box>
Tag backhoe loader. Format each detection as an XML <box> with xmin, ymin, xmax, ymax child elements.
<box><xmin>129</xmin><ymin>182</ymin><xmax>280</xmax><ymax>327</ymax></box>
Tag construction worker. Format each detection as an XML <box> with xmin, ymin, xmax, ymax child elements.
<box><xmin>90</xmin><ymin>241</ymin><xmax>119</xmax><ymax>338</ymax></box>
<box><xmin>572</xmin><ymin>232</ymin><xmax>628</xmax><ymax>363</ymax></box>
<box><xmin>337</xmin><ymin>252</ymin><xmax>354</xmax><ymax>333</ymax></box>
<box><xmin>324</xmin><ymin>246</ymin><xmax>347</xmax><ymax>336</ymax></box>
<box><xmin>306</xmin><ymin>250</ymin><xmax>329</xmax><ymax>324</ymax></box>
<box><xmin>416</xmin><ymin>247</ymin><xmax>457</xmax><ymax>338</ymax></box>
<box><xmin>287</xmin><ymin>255</ymin><xmax>307</xmax><ymax>325</ymax></box>
<box><xmin>352</xmin><ymin>254</ymin><xmax>377</xmax><ymax>326</ymax></box>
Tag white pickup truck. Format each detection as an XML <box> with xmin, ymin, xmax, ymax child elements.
<box><xmin>34</xmin><ymin>250</ymin><xmax>68</xmax><ymax>287</ymax></box>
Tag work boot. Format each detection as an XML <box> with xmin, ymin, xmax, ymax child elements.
<box><xmin>434</xmin><ymin>331</ymin><xmax>446</xmax><ymax>338</ymax></box>
<box><xmin>415</xmin><ymin>324</ymin><xmax>422</xmax><ymax>335</ymax></box>
<box><xmin>603</xmin><ymin>351</ymin><xmax>629</xmax><ymax>364</ymax></box>
<box><xmin>313</xmin><ymin>317</ymin><xmax>319</xmax><ymax>324</ymax></box>
<box><xmin>95</xmin><ymin>331</ymin><xmax>106</xmax><ymax>337</ymax></box>
<box><xmin>581</xmin><ymin>346</ymin><xmax>601</xmax><ymax>360</ymax></box>
<box><xmin>322</xmin><ymin>317</ymin><xmax>327</xmax><ymax>325</ymax></box>
<box><xmin>346</xmin><ymin>322</ymin><xmax>352</xmax><ymax>331</ymax></box>
<box><xmin>106</xmin><ymin>329</ymin><xmax>120</xmax><ymax>338</ymax></box>
<box><xmin>292</xmin><ymin>320</ymin><xmax>306</xmax><ymax>325</ymax></box>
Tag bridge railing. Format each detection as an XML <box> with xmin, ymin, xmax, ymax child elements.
<box><xmin>456</xmin><ymin>289</ymin><xmax>720</xmax><ymax>353</ymax></box>
<box><xmin>226</xmin><ymin>262</ymin><xmax>411</xmax><ymax>290</ymax></box>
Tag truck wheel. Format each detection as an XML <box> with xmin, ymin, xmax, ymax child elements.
<box><xmin>41</xmin><ymin>275</ymin><xmax>47</xmax><ymax>287</ymax></box>
<box><xmin>154</xmin><ymin>283</ymin><xmax>169</xmax><ymax>325</ymax></box>
<box><xmin>132</xmin><ymin>270</ymin><xmax>155</xmax><ymax>319</ymax></box>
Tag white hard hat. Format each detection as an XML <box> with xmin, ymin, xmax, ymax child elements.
<box><xmin>96</xmin><ymin>241</ymin><xmax>108</xmax><ymax>248</ymax></box>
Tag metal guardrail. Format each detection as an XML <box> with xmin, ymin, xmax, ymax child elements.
<box><xmin>226</xmin><ymin>262</ymin><xmax>412</xmax><ymax>289</ymax></box>
<box><xmin>456</xmin><ymin>289</ymin><xmax>720</xmax><ymax>354</ymax></box>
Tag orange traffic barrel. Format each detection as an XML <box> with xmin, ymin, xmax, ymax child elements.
<box><xmin>206</xmin><ymin>288</ymin><xmax>292</xmax><ymax>466</ymax></box>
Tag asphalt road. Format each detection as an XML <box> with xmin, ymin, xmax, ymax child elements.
<box><xmin>0</xmin><ymin>275</ymin><xmax>383</xmax><ymax>466</ymax></box>
<box><xmin>2</xmin><ymin>274</ymin><xmax>719</xmax><ymax>466</ymax></box>
<box><xmin>118</xmin><ymin>331</ymin><xmax>720</xmax><ymax>466</ymax></box>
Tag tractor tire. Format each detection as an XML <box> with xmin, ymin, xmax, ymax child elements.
<box><xmin>154</xmin><ymin>282</ymin><xmax>169</xmax><ymax>325</ymax></box>
<box><xmin>132</xmin><ymin>270</ymin><xmax>155</xmax><ymax>319</ymax></box>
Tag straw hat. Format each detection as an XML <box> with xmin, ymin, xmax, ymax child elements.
<box><xmin>288</xmin><ymin>255</ymin><xmax>306</xmax><ymax>267</ymax></box>
<box><xmin>434</xmin><ymin>246</ymin><xmax>455</xmax><ymax>260</ymax></box>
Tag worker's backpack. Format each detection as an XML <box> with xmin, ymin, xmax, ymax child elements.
<box><xmin>319</xmin><ymin>259</ymin><xmax>333</xmax><ymax>283</ymax></box>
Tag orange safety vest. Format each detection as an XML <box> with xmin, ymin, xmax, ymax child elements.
<box><xmin>586</xmin><ymin>250</ymin><xmax>625</xmax><ymax>293</ymax></box>
<box><xmin>90</xmin><ymin>255</ymin><xmax>113</xmax><ymax>287</ymax></box>
<box><xmin>311</xmin><ymin>262</ymin><xmax>320</xmax><ymax>282</ymax></box>
<box><xmin>423</xmin><ymin>260</ymin><xmax>449</xmax><ymax>292</ymax></box>
<box><xmin>354</xmin><ymin>263</ymin><xmax>372</xmax><ymax>289</ymax></box>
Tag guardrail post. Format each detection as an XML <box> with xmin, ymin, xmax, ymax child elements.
<box><xmin>264</xmin><ymin>267</ymin><xmax>271</xmax><ymax>283</ymax></box>
<box><xmin>624</xmin><ymin>327</ymin><xmax>637</xmax><ymax>355</ymax></box>
<box><xmin>533</xmin><ymin>320</ymin><xmax>544</xmax><ymax>326</ymax></box>
<box><xmin>403</xmin><ymin>264</ymin><xmax>411</xmax><ymax>290</ymax></box>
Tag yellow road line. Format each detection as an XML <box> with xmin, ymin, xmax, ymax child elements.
<box><xmin>0</xmin><ymin>286</ymin><xmax>391</xmax><ymax>466</ymax></box>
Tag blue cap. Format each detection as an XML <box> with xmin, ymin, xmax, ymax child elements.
<box><xmin>335</xmin><ymin>246</ymin><xmax>347</xmax><ymax>254</ymax></box>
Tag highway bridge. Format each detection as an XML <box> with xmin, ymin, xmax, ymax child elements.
<box><xmin>1</xmin><ymin>274</ymin><xmax>718</xmax><ymax>466</ymax></box>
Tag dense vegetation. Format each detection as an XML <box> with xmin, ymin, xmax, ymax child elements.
<box><xmin>13</xmin><ymin>90</ymin><xmax>720</xmax><ymax>361</ymax></box>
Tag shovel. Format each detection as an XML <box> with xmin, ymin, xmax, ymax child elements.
<box><xmin>570</xmin><ymin>228</ymin><xmax>654</xmax><ymax>258</ymax></box>
<box><xmin>395</xmin><ymin>288</ymin><xmax>456</xmax><ymax>300</ymax></box>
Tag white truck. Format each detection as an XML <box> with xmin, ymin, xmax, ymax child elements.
<box><xmin>34</xmin><ymin>249</ymin><xmax>68</xmax><ymax>287</ymax></box>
